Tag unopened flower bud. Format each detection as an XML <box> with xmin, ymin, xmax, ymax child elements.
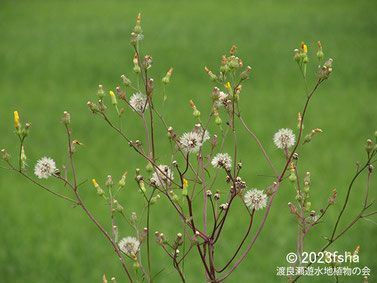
<box><xmin>121</xmin><ymin>75</ymin><xmax>131</xmax><ymax>86</ymax></box>
<box><xmin>204</xmin><ymin>66</ymin><xmax>217</xmax><ymax>81</ymax></box>
<box><xmin>62</xmin><ymin>111</ymin><xmax>70</xmax><ymax>125</ymax></box>
<box><xmin>119</xmin><ymin>172</ymin><xmax>127</xmax><ymax>187</ymax></box>
<box><xmin>106</xmin><ymin>175</ymin><xmax>113</xmax><ymax>188</ymax></box>
<box><xmin>328</xmin><ymin>189</ymin><xmax>337</xmax><ymax>205</ymax></box>
<box><xmin>20</xmin><ymin>146</ymin><xmax>27</xmax><ymax>166</ymax></box>
<box><xmin>288</xmin><ymin>202</ymin><xmax>299</xmax><ymax>216</ymax></box>
<box><xmin>170</xmin><ymin>190</ymin><xmax>179</xmax><ymax>203</ymax></box>
<box><xmin>92</xmin><ymin>179</ymin><xmax>104</xmax><ymax>196</ymax></box>
<box><xmin>133</xmin><ymin>13</ymin><xmax>142</xmax><ymax>34</ymax></box>
<box><xmin>305</xmin><ymin>201</ymin><xmax>311</xmax><ymax>211</ymax></box>
<box><xmin>130</xmin><ymin>212</ymin><xmax>137</xmax><ymax>224</ymax></box>
<box><xmin>162</xmin><ymin>67</ymin><xmax>173</xmax><ymax>84</ymax></box>
<box><xmin>365</xmin><ymin>139</ymin><xmax>373</xmax><ymax>154</ymax></box>
<box><xmin>190</xmin><ymin>100</ymin><xmax>200</xmax><ymax>118</ymax></box>
<box><xmin>240</xmin><ymin>66</ymin><xmax>252</xmax><ymax>80</ymax></box>
<box><xmin>1</xmin><ymin>149</ymin><xmax>11</xmax><ymax>162</ymax></box>
<box><xmin>155</xmin><ymin>231</ymin><xmax>162</xmax><ymax>245</ymax></box>
<box><xmin>113</xmin><ymin>199</ymin><xmax>124</xmax><ymax>212</ymax></box>
<box><xmin>87</xmin><ymin>101</ymin><xmax>100</xmax><ymax>113</ymax></box>
<box><xmin>140</xmin><ymin>228</ymin><xmax>148</xmax><ymax>243</ymax></box>
<box><xmin>97</xmin><ymin>85</ymin><xmax>105</xmax><ymax>99</ymax></box>
<box><xmin>316</xmin><ymin>41</ymin><xmax>324</xmax><ymax>60</ymax></box>
<box><xmin>150</xmin><ymin>194</ymin><xmax>160</xmax><ymax>205</ymax></box>
<box><xmin>139</xmin><ymin>180</ymin><xmax>146</xmax><ymax>194</ymax></box>
<box><xmin>293</xmin><ymin>49</ymin><xmax>300</xmax><ymax>62</ymax></box>
<box><xmin>182</xmin><ymin>179</ymin><xmax>188</xmax><ymax>196</ymax></box>
<box><xmin>109</xmin><ymin>91</ymin><xmax>118</xmax><ymax>106</ymax></box>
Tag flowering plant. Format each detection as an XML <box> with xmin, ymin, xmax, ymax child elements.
<box><xmin>2</xmin><ymin>14</ymin><xmax>376</xmax><ymax>283</ymax></box>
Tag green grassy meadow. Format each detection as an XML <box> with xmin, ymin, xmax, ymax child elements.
<box><xmin>0</xmin><ymin>0</ymin><xmax>377</xmax><ymax>282</ymax></box>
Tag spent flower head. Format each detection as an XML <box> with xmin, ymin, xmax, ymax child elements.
<box><xmin>34</xmin><ymin>157</ymin><xmax>56</xmax><ymax>179</ymax></box>
<box><xmin>211</xmin><ymin>153</ymin><xmax>232</xmax><ymax>170</ymax></box>
<box><xmin>151</xmin><ymin>165</ymin><xmax>174</xmax><ymax>187</ymax></box>
<box><xmin>244</xmin><ymin>189</ymin><xmax>268</xmax><ymax>210</ymax></box>
<box><xmin>273</xmin><ymin>128</ymin><xmax>296</xmax><ymax>149</ymax></box>
<box><xmin>179</xmin><ymin>131</ymin><xmax>203</xmax><ymax>153</ymax></box>
<box><xmin>129</xmin><ymin>92</ymin><xmax>148</xmax><ymax>112</ymax></box>
<box><xmin>118</xmin><ymin>236</ymin><xmax>140</xmax><ymax>256</ymax></box>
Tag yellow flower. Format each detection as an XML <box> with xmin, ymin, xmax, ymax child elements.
<box><xmin>304</xmin><ymin>44</ymin><xmax>308</xmax><ymax>54</ymax></box>
<box><xmin>224</xmin><ymin>82</ymin><xmax>231</xmax><ymax>89</ymax></box>
<box><xmin>14</xmin><ymin>111</ymin><xmax>19</xmax><ymax>128</ymax></box>
<box><xmin>183</xmin><ymin>178</ymin><xmax>188</xmax><ymax>189</ymax></box>
<box><xmin>92</xmin><ymin>178</ymin><xmax>99</xmax><ymax>188</ymax></box>
<box><xmin>109</xmin><ymin>91</ymin><xmax>115</xmax><ymax>97</ymax></box>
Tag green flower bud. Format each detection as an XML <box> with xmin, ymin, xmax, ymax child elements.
<box><xmin>121</xmin><ymin>75</ymin><xmax>131</xmax><ymax>87</ymax></box>
<box><xmin>193</xmin><ymin>109</ymin><xmax>200</xmax><ymax>118</ymax></box>
<box><xmin>62</xmin><ymin>111</ymin><xmax>70</xmax><ymax>125</ymax></box>
<box><xmin>215</xmin><ymin>116</ymin><xmax>222</xmax><ymax>125</ymax></box>
<box><xmin>22</xmin><ymin>122</ymin><xmax>31</xmax><ymax>137</ymax></box>
<box><xmin>305</xmin><ymin>201</ymin><xmax>311</xmax><ymax>211</ymax></box>
<box><xmin>118</xmin><ymin>172</ymin><xmax>127</xmax><ymax>187</ymax></box>
<box><xmin>150</xmin><ymin>195</ymin><xmax>160</xmax><ymax>205</ymax></box>
<box><xmin>133</xmin><ymin>261</ymin><xmax>140</xmax><ymax>271</ymax></box>
<box><xmin>106</xmin><ymin>175</ymin><xmax>114</xmax><ymax>188</ymax></box>
<box><xmin>1</xmin><ymin>149</ymin><xmax>11</xmax><ymax>162</ymax></box>
<box><xmin>97</xmin><ymin>187</ymin><xmax>105</xmax><ymax>196</ymax></box>
<box><xmin>109</xmin><ymin>91</ymin><xmax>118</xmax><ymax>106</ymax></box>
<box><xmin>133</xmin><ymin>65</ymin><xmax>141</xmax><ymax>74</ymax></box>
<box><xmin>304</xmin><ymin>134</ymin><xmax>312</xmax><ymax>143</ymax></box>
<box><xmin>293</xmin><ymin>49</ymin><xmax>300</xmax><ymax>62</ymax></box>
<box><xmin>365</xmin><ymin>139</ymin><xmax>373</xmax><ymax>154</ymax></box>
<box><xmin>130</xmin><ymin>212</ymin><xmax>137</xmax><ymax>224</ymax></box>
<box><xmin>240</xmin><ymin>66</ymin><xmax>252</xmax><ymax>80</ymax></box>
<box><xmin>303</xmin><ymin>186</ymin><xmax>310</xmax><ymax>194</ymax></box>
<box><xmin>87</xmin><ymin>101</ymin><xmax>100</xmax><ymax>113</ymax></box>
<box><xmin>114</xmin><ymin>200</ymin><xmax>124</xmax><ymax>213</ymax></box>
<box><xmin>97</xmin><ymin>85</ymin><xmax>105</xmax><ymax>99</ymax></box>
<box><xmin>289</xmin><ymin>172</ymin><xmax>297</xmax><ymax>183</ymax></box>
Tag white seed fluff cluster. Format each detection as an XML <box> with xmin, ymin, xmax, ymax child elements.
<box><xmin>34</xmin><ymin>157</ymin><xmax>56</xmax><ymax>179</ymax></box>
<box><xmin>180</xmin><ymin>131</ymin><xmax>203</xmax><ymax>153</ymax></box>
<box><xmin>151</xmin><ymin>164</ymin><xmax>174</xmax><ymax>187</ymax></box>
<box><xmin>273</xmin><ymin>128</ymin><xmax>296</xmax><ymax>149</ymax></box>
<box><xmin>129</xmin><ymin>92</ymin><xmax>148</xmax><ymax>112</ymax></box>
<box><xmin>118</xmin><ymin>236</ymin><xmax>140</xmax><ymax>256</ymax></box>
<box><xmin>244</xmin><ymin>189</ymin><xmax>268</xmax><ymax>210</ymax></box>
<box><xmin>211</xmin><ymin>153</ymin><xmax>232</xmax><ymax>170</ymax></box>
<box><xmin>200</xmin><ymin>129</ymin><xmax>211</xmax><ymax>142</ymax></box>
<box><xmin>216</xmin><ymin>91</ymin><xmax>228</xmax><ymax>107</ymax></box>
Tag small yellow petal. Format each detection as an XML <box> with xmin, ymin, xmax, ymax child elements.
<box><xmin>14</xmin><ymin>111</ymin><xmax>19</xmax><ymax>128</ymax></box>
<box><xmin>304</xmin><ymin>44</ymin><xmax>308</xmax><ymax>54</ymax></box>
<box><xmin>183</xmin><ymin>179</ymin><xmax>188</xmax><ymax>189</ymax></box>
<box><xmin>92</xmin><ymin>178</ymin><xmax>98</xmax><ymax>188</ymax></box>
<box><xmin>224</xmin><ymin>82</ymin><xmax>231</xmax><ymax>89</ymax></box>
<box><xmin>109</xmin><ymin>91</ymin><xmax>115</xmax><ymax>97</ymax></box>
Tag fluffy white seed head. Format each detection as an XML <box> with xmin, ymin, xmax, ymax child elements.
<box><xmin>118</xmin><ymin>236</ymin><xmax>140</xmax><ymax>256</ymax></box>
<box><xmin>179</xmin><ymin>132</ymin><xmax>203</xmax><ymax>153</ymax></box>
<box><xmin>273</xmin><ymin>128</ymin><xmax>295</xmax><ymax>149</ymax></box>
<box><xmin>34</xmin><ymin>157</ymin><xmax>56</xmax><ymax>179</ymax></box>
<box><xmin>151</xmin><ymin>165</ymin><xmax>174</xmax><ymax>187</ymax></box>
<box><xmin>129</xmin><ymin>92</ymin><xmax>148</xmax><ymax>112</ymax></box>
<box><xmin>211</xmin><ymin>153</ymin><xmax>232</xmax><ymax>170</ymax></box>
<box><xmin>244</xmin><ymin>189</ymin><xmax>268</xmax><ymax>210</ymax></box>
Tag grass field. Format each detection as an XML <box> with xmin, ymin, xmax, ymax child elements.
<box><xmin>0</xmin><ymin>0</ymin><xmax>376</xmax><ymax>282</ymax></box>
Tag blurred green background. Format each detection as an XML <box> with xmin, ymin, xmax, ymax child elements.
<box><xmin>0</xmin><ymin>0</ymin><xmax>376</xmax><ymax>282</ymax></box>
